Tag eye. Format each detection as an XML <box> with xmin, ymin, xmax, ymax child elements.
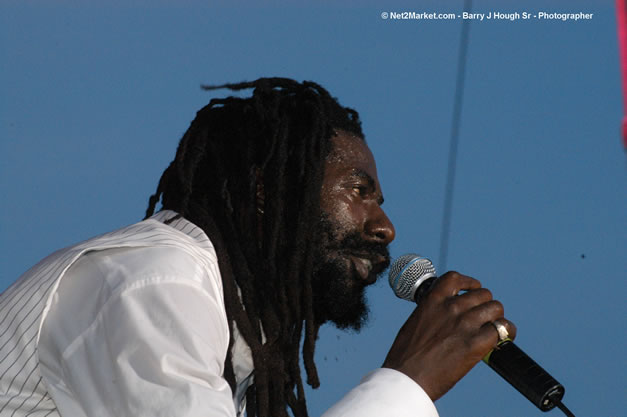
<box><xmin>352</xmin><ymin>185</ymin><xmax>367</xmax><ymax>195</ymax></box>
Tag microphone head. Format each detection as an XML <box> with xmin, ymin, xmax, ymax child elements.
<box><xmin>388</xmin><ymin>254</ymin><xmax>437</xmax><ymax>302</ymax></box>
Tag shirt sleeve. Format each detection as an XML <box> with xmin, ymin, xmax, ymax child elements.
<box><xmin>38</xmin><ymin>246</ymin><xmax>236</xmax><ymax>417</ymax></box>
<box><xmin>322</xmin><ymin>368</ymin><xmax>439</xmax><ymax>417</ymax></box>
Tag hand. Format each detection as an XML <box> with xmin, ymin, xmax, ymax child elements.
<box><xmin>382</xmin><ymin>271</ymin><xmax>516</xmax><ymax>401</ymax></box>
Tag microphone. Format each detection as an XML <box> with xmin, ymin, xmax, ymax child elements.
<box><xmin>388</xmin><ymin>254</ymin><xmax>573</xmax><ymax>415</ymax></box>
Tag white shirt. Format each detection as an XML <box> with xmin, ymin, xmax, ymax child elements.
<box><xmin>4</xmin><ymin>211</ymin><xmax>438</xmax><ymax>416</ymax></box>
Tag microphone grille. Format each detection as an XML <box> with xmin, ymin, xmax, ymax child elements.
<box><xmin>388</xmin><ymin>254</ymin><xmax>437</xmax><ymax>302</ymax></box>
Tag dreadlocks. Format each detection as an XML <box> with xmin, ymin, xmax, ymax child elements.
<box><xmin>144</xmin><ymin>78</ymin><xmax>364</xmax><ymax>417</ymax></box>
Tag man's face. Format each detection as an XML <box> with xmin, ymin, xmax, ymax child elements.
<box><xmin>312</xmin><ymin>131</ymin><xmax>396</xmax><ymax>331</ymax></box>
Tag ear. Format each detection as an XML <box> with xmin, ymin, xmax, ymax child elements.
<box><xmin>255</xmin><ymin>167</ymin><xmax>265</xmax><ymax>246</ymax></box>
<box><xmin>255</xmin><ymin>167</ymin><xmax>265</xmax><ymax>216</ymax></box>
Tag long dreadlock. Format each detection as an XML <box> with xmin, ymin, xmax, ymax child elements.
<box><xmin>144</xmin><ymin>78</ymin><xmax>364</xmax><ymax>417</ymax></box>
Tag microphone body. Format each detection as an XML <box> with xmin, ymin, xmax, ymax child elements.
<box><xmin>484</xmin><ymin>339</ymin><xmax>564</xmax><ymax>411</ymax></box>
<box><xmin>388</xmin><ymin>254</ymin><xmax>565</xmax><ymax>412</ymax></box>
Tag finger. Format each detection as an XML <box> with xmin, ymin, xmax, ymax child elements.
<box><xmin>462</xmin><ymin>299</ymin><xmax>505</xmax><ymax>331</ymax></box>
<box><xmin>477</xmin><ymin>317</ymin><xmax>517</xmax><ymax>346</ymax></box>
<box><xmin>495</xmin><ymin>318</ymin><xmax>517</xmax><ymax>341</ymax></box>
<box><xmin>448</xmin><ymin>288</ymin><xmax>494</xmax><ymax>312</ymax></box>
<box><xmin>429</xmin><ymin>271</ymin><xmax>482</xmax><ymax>300</ymax></box>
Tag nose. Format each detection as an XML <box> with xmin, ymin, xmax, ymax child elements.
<box><xmin>365</xmin><ymin>206</ymin><xmax>396</xmax><ymax>245</ymax></box>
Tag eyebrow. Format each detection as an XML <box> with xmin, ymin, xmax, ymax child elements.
<box><xmin>350</xmin><ymin>169</ymin><xmax>385</xmax><ymax>205</ymax></box>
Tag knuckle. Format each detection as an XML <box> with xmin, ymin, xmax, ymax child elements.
<box><xmin>480</xmin><ymin>288</ymin><xmax>493</xmax><ymax>300</ymax></box>
<box><xmin>489</xmin><ymin>300</ymin><xmax>505</xmax><ymax>316</ymax></box>
<box><xmin>445</xmin><ymin>297</ymin><xmax>461</xmax><ymax>314</ymax></box>
<box><xmin>439</xmin><ymin>271</ymin><xmax>460</xmax><ymax>286</ymax></box>
<box><xmin>433</xmin><ymin>272</ymin><xmax>458</xmax><ymax>293</ymax></box>
<box><xmin>469</xmin><ymin>288</ymin><xmax>492</xmax><ymax>303</ymax></box>
<box><xmin>458</xmin><ymin>315</ymin><xmax>477</xmax><ymax>333</ymax></box>
<box><xmin>444</xmin><ymin>270</ymin><xmax>467</xmax><ymax>284</ymax></box>
<box><xmin>467</xmin><ymin>332</ymin><xmax>489</xmax><ymax>353</ymax></box>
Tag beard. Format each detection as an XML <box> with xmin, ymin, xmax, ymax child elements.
<box><xmin>311</xmin><ymin>214</ymin><xmax>390</xmax><ymax>331</ymax></box>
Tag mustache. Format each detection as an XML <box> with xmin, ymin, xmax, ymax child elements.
<box><xmin>332</xmin><ymin>232</ymin><xmax>391</xmax><ymax>267</ymax></box>
<box><xmin>315</xmin><ymin>212</ymin><xmax>391</xmax><ymax>272</ymax></box>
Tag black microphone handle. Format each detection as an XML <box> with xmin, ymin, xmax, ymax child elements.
<box><xmin>483</xmin><ymin>339</ymin><xmax>565</xmax><ymax>412</ymax></box>
<box><xmin>410</xmin><ymin>276</ymin><xmax>565</xmax><ymax>412</ymax></box>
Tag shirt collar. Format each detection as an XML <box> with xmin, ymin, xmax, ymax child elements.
<box><xmin>149</xmin><ymin>210</ymin><xmax>213</xmax><ymax>249</ymax></box>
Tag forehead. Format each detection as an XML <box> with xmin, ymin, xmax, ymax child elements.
<box><xmin>325</xmin><ymin>132</ymin><xmax>377</xmax><ymax>176</ymax></box>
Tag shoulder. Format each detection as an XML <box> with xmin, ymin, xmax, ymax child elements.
<box><xmin>39</xmin><ymin>237</ymin><xmax>232</xmax><ymax>392</ymax></box>
<box><xmin>63</xmin><ymin>215</ymin><xmax>221</xmax><ymax>291</ymax></box>
<box><xmin>72</xmin><ymin>238</ymin><xmax>223</xmax><ymax>300</ymax></box>
<box><xmin>44</xmin><ymin>236</ymin><xmax>228</xmax><ymax>351</ymax></box>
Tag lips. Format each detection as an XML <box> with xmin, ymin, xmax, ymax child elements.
<box><xmin>348</xmin><ymin>254</ymin><xmax>389</xmax><ymax>285</ymax></box>
<box><xmin>349</xmin><ymin>255</ymin><xmax>373</xmax><ymax>282</ymax></box>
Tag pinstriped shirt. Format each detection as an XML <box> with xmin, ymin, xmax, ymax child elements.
<box><xmin>0</xmin><ymin>211</ymin><xmax>438</xmax><ymax>417</ymax></box>
<box><xmin>0</xmin><ymin>211</ymin><xmax>253</xmax><ymax>416</ymax></box>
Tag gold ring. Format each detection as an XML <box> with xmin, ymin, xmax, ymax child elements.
<box><xmin>491</xmin><ymin>319</ymin><xmax>509</xmax><ymax>341</ymax></box>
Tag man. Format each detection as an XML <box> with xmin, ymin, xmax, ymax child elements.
<box><xmin>0</xmin><ymin>78</ymin><xmax>514</xmax><ymax>417</ymax></box>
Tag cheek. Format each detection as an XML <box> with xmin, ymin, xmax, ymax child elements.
<box><xmin>323</xmin><ymin>195</ymin><xmax>366</xmax><ymax>232</ymax></box>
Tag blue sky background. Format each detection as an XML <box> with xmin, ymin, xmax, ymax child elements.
<box><xmin>1</xmin><ymin>1</ymin><xmax>625</xmax><ymax>416</ymax></box>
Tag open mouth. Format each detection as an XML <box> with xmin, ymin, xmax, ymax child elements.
<box><xmin>348</xmin><ymin>253</ymin><xmax>389</xmax><ymax>285</ymax></box>
<box><xmin>349</xmin><ymin>255</ymin><xmax>373</xmax><ymax>282</ymax></box>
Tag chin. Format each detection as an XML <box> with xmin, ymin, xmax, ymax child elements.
<box><xmin>312</xmin><ymin>259</ymin><xmax>371</xmax><ymax>331</ymax></box>
<box><xmin>330</xmin><ymin>304</ymin><xmax>370</xmax><ymax>332</ymax></box>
